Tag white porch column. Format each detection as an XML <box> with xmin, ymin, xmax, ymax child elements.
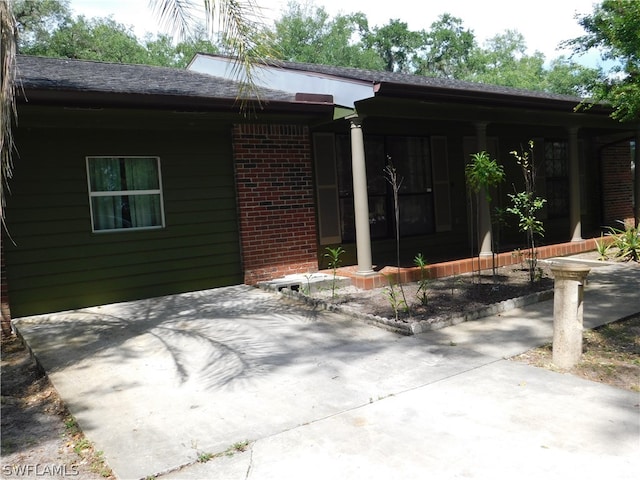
<box><xmin>568</xmin><ymin>126</ymin><xmax>582</xmax><ymax>241</ymax></box>
<box><xmin>475</xmin><ymin>122</ymin><xmax>493</xmax><ymax>256</ymax></box>
<box><xmin>349</xmin><ymin>115</ymin><xmax>373</xmax><ymax>274</ymax></box>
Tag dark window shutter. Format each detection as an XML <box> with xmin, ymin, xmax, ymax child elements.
<box><xmin>431</xmin><ymin>136</ymin><xmax>452</xmax><ymax>232</ymax></box>
<box><xmin>313</xmin><ymin>133</ymin><xmax>342</xmax><ymax>245</ymax></box>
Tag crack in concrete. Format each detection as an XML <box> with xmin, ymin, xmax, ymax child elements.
<box><xmin>245</xmin><ymin>444</ymin><xmax>254</xmax><ymax>479</ymax></box>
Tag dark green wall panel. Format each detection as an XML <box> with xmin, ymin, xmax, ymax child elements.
<box><xmin>5</xmin><ymin>118</ymin><xmax>242</xmax><ymax>317</ymax></box>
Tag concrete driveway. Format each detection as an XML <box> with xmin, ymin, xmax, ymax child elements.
<box><xmin>12</xmin><ymin>262</ymin><xmax>640</xmax><ymax>480</ymax></box>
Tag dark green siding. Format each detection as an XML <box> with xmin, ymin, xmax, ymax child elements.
<box><xmin>5</xmin><ymin>116</ymin><xmax>242</xmax><ymax>317</ymax></box>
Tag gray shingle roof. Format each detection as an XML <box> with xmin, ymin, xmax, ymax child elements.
<box><xmin>16</xmin><ymin>55</ymin><xmax>297</xmax><ymax>103</ymax></box>
<box><xmin>17</xmin><ymin>53</ymin><xmax>592</xmax><ymax>113</ymax></box>
<box><xmin>263</xmin><ymin>57</ymin><xmax>583</xmax><ymax>103</ymax></box>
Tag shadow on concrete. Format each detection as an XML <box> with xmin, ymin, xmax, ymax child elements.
<box><xmin>11</xmin><ymin>262</ymin><xmax>640</xmax><ymax>480</ymax></box>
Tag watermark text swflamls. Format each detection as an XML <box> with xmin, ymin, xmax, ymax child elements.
<box><xmin>1</xmin><ymin>464</ymin><xmax>79</xmax><ymax>477</ymax></box>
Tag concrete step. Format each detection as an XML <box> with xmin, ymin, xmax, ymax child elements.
<box><xmin>257</xmin><ymin>272</ymin><xmax>351</xmax><ymax>294</ymax></box>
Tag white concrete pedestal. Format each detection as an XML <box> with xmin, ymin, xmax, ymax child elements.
<box><xmin>550</xmin><ymin>263</ymin><xmax>591</xmax><ymax>369</ymax></box>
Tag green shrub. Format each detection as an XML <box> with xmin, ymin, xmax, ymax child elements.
<box><xmin>383</xmin><ymin>275</ymin><xmax>408</xmax><ymax>322</ymax></box>
<box><xmin>324</xmin><ymin>246</ymin><xmax>345</xmax><ymax>298</ymax></box>
<box><xmin>414</xmin><ymin>253</ymin><xmax>429</xmax><ymax>306</ymax></box>
<box><xmin>507</xmin><ymin>141</ymin><xmax>546</xmax><ymax>284</ymax></box>
<box><xmin>595</xmin><ymin>235</ymin><xmax>611</xmax><ymax>261</ymax></box>
<box><xmin>608</xmin><ymin>224</ymin><xmax>640</xmax><ymax>262</ymax></box>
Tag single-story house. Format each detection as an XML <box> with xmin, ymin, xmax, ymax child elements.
<box><xmin>1</xmin><ymin>53</ymin><xmax>638</xmax><ymax>319</ymax></box>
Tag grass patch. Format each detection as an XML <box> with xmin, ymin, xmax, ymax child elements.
<box><xmin>195</xmin><ymin>440</ymin><xmax>251</xmax><ymax>465</ymax></box>
<box><xmin>514</xmin><ymin>314</ymin><xmax>640</xmax><ymax>391</ymax></box>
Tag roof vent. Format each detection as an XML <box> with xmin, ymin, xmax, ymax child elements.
<box><xmin>295</xmin><ymin>93</ymin><xmax>333</xmax><ymax>104</ymax></box>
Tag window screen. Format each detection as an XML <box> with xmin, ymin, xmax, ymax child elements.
<box><xmin>86</xmin><ymin>156</ymin><xmax>165</xmax><ymax>232</ymax></box>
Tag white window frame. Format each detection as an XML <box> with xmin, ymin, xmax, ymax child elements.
<box><xmin>86</xmin><ymin>156</ymin><xmax>166</xmax><ymax>233</ymax></box>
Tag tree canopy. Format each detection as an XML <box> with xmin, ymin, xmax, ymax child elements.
<box><xmin>564</xmin><ymin>0</ymin><xmax>640</xmax><ymax>122</ymax></box>
<box><xmin>272</xmin><ymin>2</ymin><xmax>382</xmax><ymax>69</ymax></box>
<box><xmin>268</xmin><ymin>3</ymin><xmax>600</xmax><ymax>98</ymax></box>
<box><xmin>15</xmin><ymin>0</ymin><xmax>221</xmax><ymax>68</ymax></box>
<box><xmin>12</xmin><ymin>0</ymin><xmax>637</xmax><ymax>114</ymax></box>
<box><xmin>415</xmin><ymin>13</ymin><xmax>475</xmax><ymax>78</ymax></box>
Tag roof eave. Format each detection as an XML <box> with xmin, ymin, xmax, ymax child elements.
<box><xmin>17</xmin><ymin>88</ymin><xmax>335</xmax><ymax>115</ymax></box>
<box><xmin>373</xmin><ymin>82</ymin><xmax>613</xmax><ymax>115</ymax></box>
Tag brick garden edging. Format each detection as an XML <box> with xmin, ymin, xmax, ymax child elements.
<box><xmin>331</xmin><ymin>238</ymin><xmax>606</xmax><ymax>290</ymax></box>
<box><xmin>261</xmin><ymin>240</ymin><xmax>606</xmax><ymax>335</ymax></box>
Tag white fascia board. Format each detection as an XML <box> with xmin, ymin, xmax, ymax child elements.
<box><xmin>188</xmin><ymin>54</ymin><xmax>373</xmax><ymax>108</ymax></box>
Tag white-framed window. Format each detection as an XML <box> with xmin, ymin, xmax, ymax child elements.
<box><xmin>86</xmin><ymin>156</ymin><xmax>165</xmax><ymax>232</ymax></box>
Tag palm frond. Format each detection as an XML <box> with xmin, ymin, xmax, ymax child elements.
<box><xmin>203</xmin><ymin>0</ymin><xmax>273</xmax><ymax>111</ymax></box>
<box><xmin>1</xmin><ymin>0</ymin><xmax>18</xmax><ymax>222</ymax></box>
<box><xmin>151</xmin><ymin>0</ymin><xmax>272</xmax><ymax>112</ymax></box>
<box><xmin>149</xmin><ymin>0</ymin><xmax>199</xmax><ymax>40</ymax></box>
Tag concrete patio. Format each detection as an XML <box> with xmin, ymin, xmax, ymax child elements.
<box><xmin>12</xmin><ymin>259</ymin><xmax>640</xmax><ymax>479</ymax></box>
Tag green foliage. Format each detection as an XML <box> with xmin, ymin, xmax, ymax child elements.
<box><xmin>198</xmin><ymin>451</ymin><xmax>214</xmax><ymax>463</ymax></box>
<box><xmin>64</xmin><ymin>415</ymin><xmax>80</xmax><ymax>434</ymax></box>
<box><xmin>271</xmin><ymin>2</ymin><xmax>599</xmax><ymax>96</ymax></box>
<box><xmin>73</xmin><ymin>437</ymin><xmax>92</xmax><ymax>455</ymax></box>
<box><xmin>12</xmin><ymin>0</ymin><xmax>605</xmax><ymax>101</ymax></box>
<box><xmin>608</xmin><ymin>224</ymin><xmax>640</xmax><ymax>262</ymax></box>
<box><xmin>196</xmin><ymin>440</ymin><xmax>249</xmax><ymax>465</ymax></box>
<box><xmin>143</xmin><ymin>29</ymin><xmax>220</xmax><ymax>67</ymax></box>
<box><xmin>324</xmin><ymin>245</ymin><xmax>344</xmax><ymax>270</ymax></box>
<box><xmin>272</xmin><ymin>3</ymin><xmax>383</xmax><ymax>70</ymax></box>
<box><xmin>507</xmin><ymin>192</ymin><xmax>546</xmax><ymax>238</ymax></box>
<box><xmin>450</xmin><ymin>29</ymin><xmax>598</xmax><ymax>96</ymax></box>
<box><xmin>543</xmin><ymin>56</ymin><xmax>602</xmax><ymax>96</ymax></box>
<box><xmin>465</xmin><ymin>151</ymin><xmax>505</xmax><ymax>278</ymax></box>
<box><xmin>362</xmin><ymin>18</ymin><xmax>424</xmax><ymax>73</ymax></box>
<box><xmin>231</xmin><ymin>440</ymin><xmax>250</xmax><ymax>453</ymax></box>
<box><xmin>415</xmin><ymin>14</ymin><xmax>474</xmax><ymax>78</ymax></box>
<box><xmin>150</xmin><ymin>0</ymin><xmax>275</xmax><ymax>105</ymax></box>
<box><xmin>20</xmin><ymin>14</ymin><xmax>149</xmax><ymax>63</ymax></box>
<box><xmin>324</xmin><ymin>245</ymin><xmax>345</xmax><ymax>299</ymax></box>
<box><xmin>172</xmin><ymin>31</ymin><xmax>220</xmax><ymax>67</ymax></box>
<box><xmin>595</xmin><ymin>235</ymin><xmax>611</xmax><ymax>261</ymax></box>
<box><xmin>465</xmin><ymin>151</ymin><xmax>505</xmax><ymax>201</ymax></box>
<box><xmin>510</xmin><ymin>140</ymin><xmax>537</xmax><ymax>196</ymax></box>
<box><xmin>507</xmin><ymin>141</ymin><xmax>546</xmax><ymax>283</ymax></box>
<box><xmin>564</xmin><ymin>0</ymin><xmax>640</xmax><ymax>122</ymax></box>
<box><xmin>413</xmin><ymin>253</ymin><xmax>429</xmax><ymax>306</ymax></box>
<box><xmin>383</xmin><ymin>275</ymin><xmax>408</xmax><ymax>322</ymax></box>
<box><xmin>14</xmin><ymin>0</ymin><xmax>71</xmax><ymax>50</ymax></box>
<box><xmin>142</xmin><ymin>33</ymin><xmax>180</xmax><ymax>66</ymax></box>
<box><xmin>17</xmin><ymin>4</ymin><xmax>221</xmax><ymax>68</ymax></box>
<box><xmin>465</xmin><ymin>31</ymin><xmax>544</xmax><ymax>89</ymax></box>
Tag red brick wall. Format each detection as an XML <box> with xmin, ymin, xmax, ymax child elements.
<box><xmin>601</xmin><ymin>141</ymin><xmax>634</xmax><ymax>228</ymax></box>
<box><xmin>233</xmin><ymin>124</ymin><xmax>319</xmax><ymax>284</ymax></box>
